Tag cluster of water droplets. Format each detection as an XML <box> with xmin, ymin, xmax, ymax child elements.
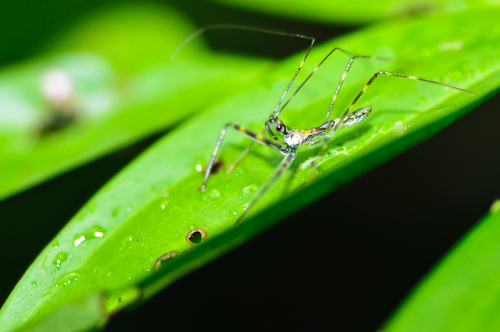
<box><xmin>73</xmin><ymin>225</ymin><xmax>107</xmax><ymax>247</ymax></box>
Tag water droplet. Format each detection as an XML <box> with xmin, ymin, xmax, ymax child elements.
<box><xmin>393</xmin><ymin>121</ymin><xmax>406</xmax><ymax>136</ymax></box>
<box><xmin>128</xmin><ymin>237</ymin><xmax>132</xmax><ymax>241</ymax></box>
<box><xmin>38</xmin><ymin>269</ymin><xmax>45</xmax><ymax>275</ymax></box>
<box><xmin>159</xmin><ymin>198</ymin><xmax>169</xmax><ymax>210</ymax></box>
<box><xmin>438</xmin><ymin>40</ymin><xmax>463</xmax><ymax>51</ymax></box>
<box><xmin>73</xmin><ymin>226</ymin><xmax>107</xmax><ymax>246</ymax></box>
<box><xmin>112</xmin><ymin>208</ymin><xmax>120</xmax><ymax>217</ymax></box>
<box><xmin>51</xmin><ymin>270</ymin><xmax>56</xmax><ymax>275</ymax></box>
<box><xmin>242</xmin><ymin>185</ymin><xmax>257</xmax><ymax>195</ymax></box>
<box><xmin>89</xmin><ymin>203</ymin><xmax>96</xmax><ymax>213</ymax></box>
<box><xmin>32</xmin><ymin>281</ymin><xmax>37</xmax><ymax>286</ymax></box>
<box><xmin>195</xmin><ymin>164</ymin><xmax>203</xmax><ymax>172</ymax></box>
<box><xmin>209</xmin><ymin>189</ymin><xmax>220</xmax><ymax>199</ymax></box>
<box><xmin>41</xmin><ymin>255</ymin><xmax>49</xmax><ymax>267</ymax></box>
<box><xmin>449</xmin><ymin>70</ymin><xmax>463</xmax><ymax>79</ymax></box>
<box><xmin>74</xmin><ymin>235</ymin><xmax>86</xmax><ymax>247</ymax></box>
<box><xmin>57</xmin><ymin>272</ymin><xmax>80</xmax><ymax>288</ymax></box>
<box><xmin>52</xmin><ymin>252</ymin><xmax>68</xmax><ymax>268</ymax></box>
<box><xmin>127</xmin><ymin>206</ymin><xmax>132</xmax><ymax>212</ymax></box>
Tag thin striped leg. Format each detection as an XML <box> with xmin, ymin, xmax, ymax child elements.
<box><xmin>333</xmin><ymin>71</ymin><xmax>475</xmax><ymax>131</ymax></box>
<box><xmin>226</xmin><ymin>51</ymin><xmax>377</xmax><ymax>170</ymax></box>
<box><xmin>213</xmin><ymin>53</ymin><xmax>393</xmax><ymax>175</ymax></box>
<box><xmin>170</xmin><ymin>24</ymin><xmax>316</xmax><ymax>117</ymax></box>
<box><xmin>275</xmin><ymin>48</ymin><xmax>394</xmax><ymax>119</ymax></box>
<box><xmin>236</xmin><ymin>151</ymin><xmax>296</xmax><ymax>223</ymax></box>
<box><xmin>323</xmin><ymin>55</ymin><xmax>394</xmax><ymax>123</ymax></box>
<box><xmin>226</xmin><ymin>141</ymin><xmax>255</xmax><ymax>174</ymax></box>
<box><xmin>202</xmin><ymin>122</ymin><xmax>285</xmax><ymax>191</ymax></box>
<box><xmin>274</xmin><ymin>47</ymin><xmax>351</xmax><ymax>118</ymax></box>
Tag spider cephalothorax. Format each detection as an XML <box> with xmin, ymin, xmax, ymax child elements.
<box><xmin>265</xmin><ymin>116</ymin><xmax>288</xmax><ymax>142</ymax></box>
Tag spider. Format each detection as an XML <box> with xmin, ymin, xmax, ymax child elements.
<box><xmin>173</xmin><ymin>25</ymin><xmax>474</xmax><ymax>222</ymax></box>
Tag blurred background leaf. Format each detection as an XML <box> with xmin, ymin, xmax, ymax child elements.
<box><xmin>384</xmin><ymin>201</ymin><xmax>500</xmax><ymax>331</ymax></box>
<box><xmin>0</xmin><ymin>3</ymin><xmax>272</xmax><ymax>200</ymax></box>
<box><xmin>208</xmin><ymin>0</ymin><xmax>500</xmax><ymax>25</ymax></box>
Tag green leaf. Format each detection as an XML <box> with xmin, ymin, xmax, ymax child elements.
<box><xmin>383</xmin><ymin>201</ymin><xmax>500</xmax><ymax>331</ymax></box>
<box><xmin>208</xmin><ymin>0</ymin><xmax>500</xmax><ymax>25</ymax></box>
<box><xmin>14</xmin><ymin>293</ymin><xmax>108</xmax><ymax>332</ymax></box>
<box><xmin>2</xmin><ymin>8</ymin><xmax>500</xmax><ymax>331</ymax></box>
<box><xmin>0</xmin><ymin>3</ymin><xmax>271</xmax><ymax>200</ymax></box>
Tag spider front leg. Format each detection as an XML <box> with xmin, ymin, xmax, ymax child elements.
<box><xmin>202</xmin><ymin>122</ymin><xmax>285</xmax><ymax>191</ymax></box>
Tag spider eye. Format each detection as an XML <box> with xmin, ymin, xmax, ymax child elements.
<box><xmin>276</xmin><ymin>124</ymin><xmax>283</xmax><ymax>132</ymax></box>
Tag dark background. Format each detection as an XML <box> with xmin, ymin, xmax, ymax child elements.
<box><xmin>1</xmin><ymin>1</ymin><xmax>499</xmax><ymax>331</ymax></box>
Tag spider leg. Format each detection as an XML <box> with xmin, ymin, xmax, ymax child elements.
<box><xmin>310</xmin><ymin>106</ymin><xmax>373</xmax><ymax>172</ymax></box>
<box><xmin>236</xmin><ymin>150</ymin><xmax>297</xmax><ymax>223</ymax></box>
<box><xmin>226</xmin><ymin>141</ymin><xmax>255</xmax><ymax>174</ymax></box>
<box><xmin>202</xmin><ymin>122</ymin><xmax>285</xmax><ymax>191</ymax></box>
<box><xmin>334</xmin><ymin>71</ymin><xmax>474</xmax><ymax>131</ymax></box>
<box><xmin>170</xmin><ymin>24</ymin><xmax>315</xmax><ymax>119</ymax></box>
<box><xmin>323</xmin><ymin>55</ymin><xmax>395</xmax><ymax>123</ymax></box>
<box><xmin>276</xmin><ymin>48</ymin><xmax>394</xmax><ymax>120</ymax></box>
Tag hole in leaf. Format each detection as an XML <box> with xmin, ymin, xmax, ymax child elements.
<box><xmin>154</xmin><ymin>251</ymin><xmax>179</xmax><ymax>270</ymax></box>
<box><xmin>186</xmin><ymin>228</ymin><xmax>207</xmax><ymax>245</ymax></box>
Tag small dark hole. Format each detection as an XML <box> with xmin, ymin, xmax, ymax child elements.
<box><xmin>189</xmin><ymin>231</ymin><xmax>202</xmax><ymax>244</ymax></box>
<box><xmin>186</xmin><ymin>228</ymin><xmax>207</xmax><ymax>245</ymax></box>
